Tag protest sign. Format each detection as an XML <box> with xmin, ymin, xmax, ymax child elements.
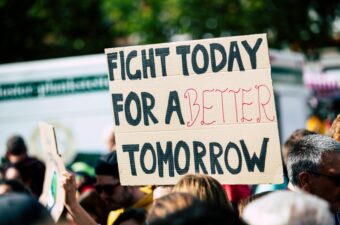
<box><xmin>38</xmin><ymin>122</ymin><xmax>66</xmax><ymax>222</ymax></box>
<box><xmin>105</xmin><ymin>34</ymin><xmax>283</xmax><ymax>185</ymax></box>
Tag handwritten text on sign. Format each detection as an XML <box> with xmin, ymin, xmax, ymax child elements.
<box><xmin>105</xmin><ymin>34</ymin><xmax>283</xmax><ymax>185</ymax></box>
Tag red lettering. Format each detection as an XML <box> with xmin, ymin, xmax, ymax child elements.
<box><xmin>255</xmin><ymin>84</ymin><xmax>275</xmax><ymax>122</ymax></box>
<box><xmin>228</xmin><ymin>89</ymin><xmax>240</xmax><ymax>123</ymax></box>
<box><xmin>183</xmin><ymin>84</ymin><xmax>275</xmax><ymax>127</ymax></box>
<box><xmin>216</xmin><ymin>89</ymin><xmax>228</xmax><ymax>123</ymax></box>
<box><xmin>184</xmin><ymin>88</ymin><xmax>200</xmax><ymax>127</ymax></box>
<box><xmin>241</xmin><ymin>88</ymin><xmax>253</xmax><ymax>122</ymax></box>
<box><xmin>201</xmin><ymin>89</ymin><xmax>216</xmax><ymax>125</ymax></box>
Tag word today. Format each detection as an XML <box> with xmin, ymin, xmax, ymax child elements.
<box><xmin>107</xmin><ymin>38</ymin><xmax>263</xmax><ymax>80</ymax></box>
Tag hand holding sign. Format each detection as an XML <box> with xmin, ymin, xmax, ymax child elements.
<box><xmin>61</xmin><ymin>171</ymin><xmax>77</xmax><ymax>207</ymax></box>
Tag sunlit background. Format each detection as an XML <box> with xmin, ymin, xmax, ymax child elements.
<box><xmin>1</xmin><ymin>0</ymin><xmax>339</xmax><ymax>165</ymax></box>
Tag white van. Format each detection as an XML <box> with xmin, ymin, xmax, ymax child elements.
<box><xmin>0</xmin><ymin>54</ymin><xmax>112</xmax><ymax>163</ymax></box>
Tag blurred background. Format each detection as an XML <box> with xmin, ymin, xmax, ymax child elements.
<box><xmin>0</xmin><ymin>0</ymin><xmax>339</xmax><ymax>165</ymax></box>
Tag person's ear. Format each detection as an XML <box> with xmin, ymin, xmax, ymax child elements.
<box><xmin>298</xmin><ymin>171</ymin><xmax>312</xmax><ymax>192</ymax></box>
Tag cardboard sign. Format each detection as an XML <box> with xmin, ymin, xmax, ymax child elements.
<box><xmin>105</xmin><ymin>34</ymin><xmax>283</xmax><ymax>185</ymax></box>
<box><xmin>38</xmin><ymin>122</ymin><xmax>66</xmax><ymax>222</ymax></box>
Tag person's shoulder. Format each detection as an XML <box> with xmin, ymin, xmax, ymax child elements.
<box><xmin>25</xmin><ymin>156</ymin><xmax>43</xmax><ymax>163</ymax></box>
<box><xmin>22</xmin><ymin>156</ymin><xmax>45</xmax><ymax>168</ymax></box>
<box><xmin>108</xmin><ymin>208</ymin><xmax>125</xmax><ymax>225</ymax></box>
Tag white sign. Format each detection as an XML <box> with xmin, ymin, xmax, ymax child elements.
<box><xmin>105</xmin><ymin>34</ymin><xmax>283</xmax><ymax>185</ymax></box>
<box><xmin>39</xmin><ymin>122</ymin><xmax>66</xmax><ymax>222</ymax></box>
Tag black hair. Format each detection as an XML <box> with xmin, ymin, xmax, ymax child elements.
<box><xmin>0</xmin><ymin>193</ymin><xmax>54</xmax><ymax>225</ymax></box>
<box><xmin>6</xmin><ymin>135</ymin><xmax>27</xmax><ymax>156</ymax></box>
<box><xmin>5</xmin><ymin>158</ymin><xmax>45</xmax><ymax>197</ymax></box>
<box><xmin>150</xmin><ymin>201</ymin><xmax>246</xmax><ymax>225</ymax></box>
<box><xmin>95</xmin><ymin>151</ymin><xmax>119</xmax><ymax>178</ymax></box>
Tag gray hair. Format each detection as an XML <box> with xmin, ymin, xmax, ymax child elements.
<box><xmin>242</xmin><ymin>191</ymin><xmax>334</xmax><ymax>225</ymax></box>
<box><xmin>287</xmin><ymin>134</ymin><xmax>340</xmax><ymax>186</ymax></box>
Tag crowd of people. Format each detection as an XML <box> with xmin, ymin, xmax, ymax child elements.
<box><xmin>0</xmin><ymin>115</ymin><xmax>339</xmax><ymax>225</ymax></box>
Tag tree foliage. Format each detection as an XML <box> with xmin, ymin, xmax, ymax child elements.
<box><xmin>0</xmin><ymin>0</ymin><xmax>112</xmax><ymax>63</ymax></box>
<box><xmin>1</xmin><ymin>0</ymin><xmax>339</xmax><ymax>63</ymax></box>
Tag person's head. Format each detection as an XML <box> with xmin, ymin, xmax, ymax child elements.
<box><xmin>113</xmin><ymin>208</ymin><xmax>147</xmax><ymax>225</ymax></box>
<box><xmin>149</xmin><ymin>199</ymin><xmax>245</xmax><ymax>225</ymax></box>
<box><xmin>282</xmin><ymin>129</ymin><xmax>316</xmax><ymax>166</ymax></box>
<box><xmin>238</xmin><ymin>191</ymin><xmax>272</xmax><ymax>216</ymax></box>
<box><xmin>94</xmin><ymin>151</ymin><xmax>136</xmax><ymax>210</ymax></box>
<box><xmin>3</xmin><ymin>159</ymin><xmax>45</xmax><ymax>197</ymax></box>
<box><xmin>4</xmin><ymin>165</ymin><xmax>22</xmax><ymax>181</ymax></box>
<box><xmin>147</xmin><ymin>192</ymin><xmax>199</xmax><ymax>223</ymax></box>
<box><xmin>330</xmin><ymin>114</ymin><xmax>340</xmax><ymax>141</ymax></box>
<box><xmin>287</xmin><ymin>134</ymin><xmax>340</xmax><ymax>212</ymax></box>
<box><xmin>242</xmin><ymin>191</ymin><xmax>334</xmax><ymax>225</ymax></box>
<box><xmin>0</xmin><ymin>193</ymin><xmax>54</xmax><ymax>225</ymax></box>
<box><xmin>5</xmin><ymin>135</ymin><xmax>28</xmax><ymax>163</ymax></box>
<box><xmin>0</xmin><ymin>179</ymin><xmax>31</xmax><ymax>195</ymax></box>
<box><xmin>172</xmin><ymin>174</ymin><xmax>231</xmax><ymax>210</ymax></box>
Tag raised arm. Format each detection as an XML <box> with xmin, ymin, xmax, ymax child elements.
<box><xmin>62</xmin><ymin>171</ymin><xmax>98</xmax><ymax>225</ymax></box>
